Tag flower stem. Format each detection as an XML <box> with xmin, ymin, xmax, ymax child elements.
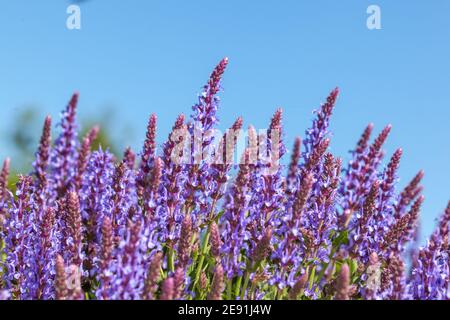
<box><xmin>194</xmin><ymin>229</ymin><xmax>210</xmax><ymax>288</ymax></box>
<box><xmin>240</xmin><ymin>271</ymin><xmax>250</xmax><ymax>300</ymax></box>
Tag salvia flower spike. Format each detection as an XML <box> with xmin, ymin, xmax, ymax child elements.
<box><xmin>0</xmin><ymin>59</ymin><xmax>448</xmax><ymax>300</ymax></box>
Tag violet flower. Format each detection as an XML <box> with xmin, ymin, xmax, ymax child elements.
<box><xmin>50</xmin><ymin>93</ymin><xmax>79</xmax><ymax>197</ymax></box>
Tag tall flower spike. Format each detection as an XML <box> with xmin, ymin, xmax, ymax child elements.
<box><xmin>341</xmin><ymin>125</ymin><xmax>391</xmax><ymax>222</ymax></box>
<box><xmin>160</xmin><ymin>277</ymin><xmax>175</xmax><ymax>300</ymax></box>
<box><xmin>340</xmin><ymin>124</ymin><xmax>374</xmax><ymax>215</ymax></box>
<box><xmin>252</xmin><ymin>227</ymin><xmax>272</xmax><ymax>264</ymax></box>
<box><xmin>207</xmin><ymin>264</ymin><xmax>224</xmax><ymax>300</ymax></box>
<box><xmin>289</xmin><ymin>271</ymin><xmax>308</xmax><ymax>300</ymax></box>
<box><xmin>111</xmin><ymin>159</ymin><xmax>139</xmax><ymax>241</ymax></box>
<box><xmin>335</xmin><ymin>263</ymin><xmax>350</xmax><ymax>300</ymax></box>
<box><xmin>384</xmin><ymin>195</ymin><xmax>424</xmax><ymax>252</ymax></box>
<box><xmin>0</xmin><ymin>158</ymin><xmax>10</xmax><ymax>196</ymax></box>
<box><xmin>209</xmin><ymin>221</ymin><xmax>221</xmax><ymax>260</ymax></box>
<box><xmin>293</xmin><ymin>172</ymin><xmax>314</xmax><ymax>220</ymax></box>
<box><xmin>173</xmin><ymin>267</ymin><xmax>185</xmax><ymax>299</ymax></box>
<box><xmin>97</xmin><ymin>216</ymin><xmax>113</xmax><ymax>299</ymax></box>
<box><xmin>74</xmin><ymin>126</ymin><xmax>99</xmax><ymax>191</ymax></box>
<box><xmin>384</xmin><ymin>148</ymin><xmax>403</xmax><ymax>188</ymax></box>
<box><xmin>123</xmin><ymin>147</ymin><xmax>136</xmax><ymax>171</ymax></box>
<box><xmin>80</xmin><ymin>149</ymin><xmax>115</xmax><ymax>277</ymax></box>
<box><xmin>0</xmin><ymin>158</ymin><xmax>10</xmax><ymax>222</ymax></box>
<box><xmin>143</xmin><ymin>252</ymin><xmax>163</xmax><ymax>300</ymax></box>
<box><xmin>380</xmin><ymin>148</ymin><xmax>402</xmax><ymax>199</ymax></box>
<box><xmin>363</xmin><ymin>124</ymin><xmax>392</xmax><ymax>177</ymax></box>
<box><xmin>356</xmin><ymin>123</ymin><xmax>374</xmax><ymax>155</ymax></box>
<box><xmin>375</xmin><ymin>148</ymin><xmax>403</xmax><ymax>229</ymax></box>
<box><xmin>137</xmin><ymin>113</ymin><xmax>157</xmax><ymax>198</ymax></box>
<box><xmin>55</xmin><ymin>255</ymin><xmax>68</xmax><ymax>300</ymax></box>
<box><xmin>303</xmin><ymin>138</ymin><xmax>330</xmax><ymax>174</ymax></box>
<box><xmin>209</xmin><ymin>117</ymin><xmax>244</xmax><ymax>220</ymax></box>
<box><xmin>110</xmin><ymin>220</ymin><xmax>145</xmax><ymax>300</ymax></box>
<box><xmin>3</xmin><ymin>175</ymin><xmax>34</xmax><ymax>296</ymax></box>
<box><xmin>268</xmin><ymin>108</ymin><xmax>285</xmax><ymax>158</ymax></box>
<box><xmin>361</xmin><ymin>181</ymin><xmax>379</xmax><ymax>225</ymax></box>
<box><xmin>302</xmin><ymin>88</ymin><xmax>339</xmax><ymax>163</ymax></box>
<box><xmin>177</xmin><ymin>214</ymin><xmax>193</xmax><ymax>269</ymax></box>
<box><xmin>35</xmin><ymin>206</ymin><xmax>57</xmax><ymax>299</ymax></box>
<box><xmin>388</xmin><ymin>254</ymin><xmax>406</xmax><ymax>300</ymax></box>
<box><xmin>221</xmin><ymin>149</ymin><xmax>252</xmax><ymax>278</ymax></box>
<box><xmin>408</xmin><ymin>201</ymin><xmax>449</xmax><ymax>300</ymax></box>
<box><xmin>211</xmin><ymin>116</ymin><xmax>243</xmax><ymax>184</ymax></box>
<box><xmin>34</xmin><ymin>116</ymin><xmax>52</xmax><ymax>188</ymax></box>
<box><xmin>350</xmin><ymin>181</ymin><xmax>380</xmax><ymax>259</ymax></box>
<box><xmin>159</xmin><ymin>114</ymin><xmax>187</xmax><ymax>236</ymax></box>
<box><xmin>208</xmin><ymin>57</ymin><xmax>228</xmax><ymax>97</ymax></box>
<box><xmin>184</xmin><ymin>58</ymin><xmax>229</xmax><ymax>217</ymax></box>
<box><xmin>395</xmin><ymin>170</ymin><xmax>425</xmax><ymax>218</ymax></box>
<box><xmin>162</xmin><ymin>114</ymin><xmax>185</xmax><ymax>166</ymax></box>
<box><xmin>145</xmin><ymin>157</ymin><xmax>162</xmax><ymax>220</ymax></box>
<box><xmin>51</xmin><ymin>93</ymin><xmax>79</xmax><ymax>197</ymax></box>
<box><xmin>65</xmin><ymin>192</ymin><xmax>83</xmax><ymax>267</ymax></box>
<box><xmin>286</xmin><ymin>137</ymin><xmax>301</xmax><ymax>194</ymax></box>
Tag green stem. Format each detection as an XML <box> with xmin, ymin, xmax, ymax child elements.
<box><xmin>234</xmin><ymin>276</ymin><xmax>242</xmax><ymax>298</ymax></box>
<box><xmin>194</xmin><ymin>230</ymin><xmax>210</xmax><ymax>288</ymax></box>
<box><xmin>226</xmin><ymin>279</ymin><xmax>232</xmax><ymax>300</ymax></box>
<box><xmin>249</xmin><ymin>281</ymin><xmax>257</xmax><ymax>300</ymax></box>
<box><xmin>240</xmin><ymin>271</ymin><xmax>251</xmax><ymax>300</ymax></box>
<box><xmin>167</xmin><ymin>246</ymin><xmax>175</xmax><ymax>272</ymax></box>
<box><xmin>309</xmin><ymin>266</ymin><xmax>316</xmax><ymax>290</ymax></box>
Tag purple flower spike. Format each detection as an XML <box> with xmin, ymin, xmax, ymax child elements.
<box><xmin>185</xmin><ymin>58</ymin><xmax>229</xmax><ymax>224</ymax></box>
<box><xmin>160</xmin><ymin>277</ymin><xmax>175</xmax><ymax>300</ymax></box>
<box><xmin>177</xmin><ymin>214</ymin><xmax>193</xmax><ymax>269</ymax></box>
<box><xmin>55</xmin><ymin>255</ymin><xmax>68</xmax><ymax>300</ymax></box>
<box><xmin>110</xmin><ymin>220</ymin><xmax>145</xmax><ymax>300</ymax></box>
<box><xmin>64</xmin><ymin>192</ymin><xmax>83</xmax><ymax>268</ymax></box>
<box><xmin>209</xmin><ymin>221</ymin><xmax>221</xmax><ymax>260</ymax></box>
<box><xmin>51</xmin><ymin>93</ymin><xmax>79</xmax><ymax>197</ymax></box>
<box><xmin>111</xmin><ymin>161</ymin><xmax>138</xmax><ymax>240</ymax></box>
<box><xmin>97</xmin><ymin>216</ymin><xmax>113</xmax><ymax>299</ymax></box>
<box><xmin>80</xmin><ymin>149</ymin><xmax>115</xmax><ymax>277</ymax></box>
<box><xmin>302</xmin><ymin>88</ymin><xmax>339</xmax><ymax>164</ymax></box>
<box><xmin>335</xmin><ymin>263</ymin><xmax>350</xmax><ymax>300</ymax></box>
<box><xmin>137</xmin><ymin>114</ymin><xmax>157</xmax><ymax>199</ymax></box>
<box><xmin>123</xmin><ymin>147</ymin><xmax>136</xmax><ymax>171</ymax></box>
<box><xmin>286</xmin><ymin>137</ymin><xmax>301</xmax><ymax>196</ymax></box>
<box><xmin>395</xmin><ymin>170</ymin><xmax>425</xmax><ymax>218</ymax></box>
<box><xmin>1</xmin><ymin>62</ymin><xmax>448</xmax><ymax>300</ymax></box>
<box><xmin>35</xmin><ymin>206</ymin><xmax>57</xmax><ymax>299</ymax></box>
<box><xmin>0</xmin><ymin>158</ymin><xmax>10</xmax><ymax>223</ymax></box>
<box><xmin>289</xmin><ymin>271</ymin><xmax>308</xmax><ymax>300</ymax></box>
<box><xmin>2</xmin><ymin>175</ymin><xmax>34</xmax><ymax>297</ymax></box>
<box><xmin>33</xmin><ymin>116</ymin><xmax>52</xmax><ymax>189</ymax></box>
<box><xmin>74</xmin><ymin>126</ymin><xmax>99</xmax><ymax>191</ymax></box>
<box><xmin>143</xmin><ymin>252</ymin><xmax>163</xmax><ymax>300</ymax></box>
<box><xmin>207</xmin><ymin>264</ymin><xmax>224</xmax><ymax>300</ymax></box>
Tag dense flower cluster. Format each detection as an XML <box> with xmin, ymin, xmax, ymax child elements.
<box><xmin>0</xmin><ymin>59</ymin><xmax>448</xmax><ymax>300</ymax></box>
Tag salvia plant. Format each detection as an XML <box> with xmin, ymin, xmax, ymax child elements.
<box><xmin>0</xmin><ymin>58</ymin><xmax>448</xmax><ymax>300</ymax></box>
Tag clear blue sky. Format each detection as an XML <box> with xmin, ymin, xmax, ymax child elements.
<box><xmin>1</xmin><ymin>1</ymin><xmax>449</xmax><ymax>242</ymax></box>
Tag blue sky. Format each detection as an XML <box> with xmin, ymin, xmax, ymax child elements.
<box><xmin>0</xmin><ymin>1</ymin><xmax>449</xmax><ymax>242</ymax></box>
